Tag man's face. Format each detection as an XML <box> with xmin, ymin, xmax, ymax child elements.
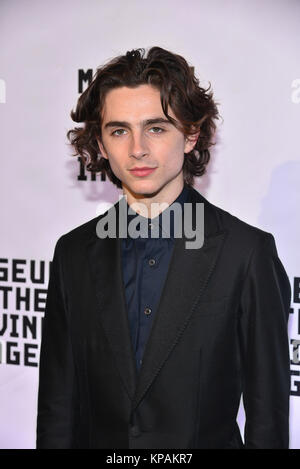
<box><xmin>97</xmin><ymin>84</ymin><xmax>197</xmax><ymax>203</ymax></box>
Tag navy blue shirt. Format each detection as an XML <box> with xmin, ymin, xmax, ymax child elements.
<box><xmin>121</xmin><ymin>184</ymin><xmax>191</xmax><ymax>372</ymax></box>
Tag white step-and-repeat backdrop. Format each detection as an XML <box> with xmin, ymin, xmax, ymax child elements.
<box><xmin>0</xmin><ymin>0</ymin><xmax>299</xmax><ymax>449</ymax></box>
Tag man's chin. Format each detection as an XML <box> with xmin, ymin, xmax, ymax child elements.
<box><xmin>122</xmin><ymin>181</ymin><xmax>162</xmax><ymax>199</ymax></box>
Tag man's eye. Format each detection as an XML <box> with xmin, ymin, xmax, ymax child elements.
<box><xmin>111</xmin><ymin>129</ymin><xmax>126</xmax><ymax>136</ymax></box>
<box><xmin>149</xmin><ymin>127</ymin><xmax>165</xmax><ymax>133</ymax></box>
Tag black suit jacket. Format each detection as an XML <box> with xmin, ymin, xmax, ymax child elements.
<box><xmin>36</xmin><ymin>186</ymin><xmax>291</xmax><ymax>449</ymax></box>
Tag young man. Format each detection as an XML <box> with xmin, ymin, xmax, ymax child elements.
<box><xmin>36</xmin><ymin>47</ymin><xmax>291</xmax><ymax>449</ymax></box>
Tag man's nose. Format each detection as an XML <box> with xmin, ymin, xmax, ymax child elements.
<box><xmin>129</xmin><ymin>131</ymin><xmax>149</xmax><ymax>159</ymax></box>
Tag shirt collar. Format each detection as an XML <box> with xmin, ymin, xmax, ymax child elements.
<box><xmin>124</xmin><ymin>184</ymin><xmax>191</xmax><ymax>240</ymax></box>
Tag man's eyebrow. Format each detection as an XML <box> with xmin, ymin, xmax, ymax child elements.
<box><xmin>103</xmin><ymin>117</ymin><xmax>172</xmax><ymax>130</ymax></box>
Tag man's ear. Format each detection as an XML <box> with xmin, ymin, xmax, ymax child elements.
<box><xmin>96</xmin><ymin>136</ymin><xmax>108</xmax><ymax>160</ymax></box>
<box><xmin>184</xmin><ymin>130</ymin><xmax>200</xmax><ymax>154</ymax></box>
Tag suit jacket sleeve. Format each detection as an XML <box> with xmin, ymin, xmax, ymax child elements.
<box><xmin>36</xmin><ymin>236</ymin><xmax>78</xmax><ymax>448</ymax></box>
<box><xmin>239</xmin><ymin>232</ymin><xmax>291</xmax><ymax>448</ymax></box>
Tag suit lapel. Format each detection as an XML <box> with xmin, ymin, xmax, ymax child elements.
<box><xmin>132</xmin><ymin>187</ymin><xmax>228</xmax><ymax>410</ymax></box>
<box><xmin>85</xmin><ymin>218</ymin><xmax>138</xmax><ymax>401</ymax></box>
<box><xmin>85</xmin><ymin>187</ymin><xmax>227</xmax><ymax>408</ymax></box>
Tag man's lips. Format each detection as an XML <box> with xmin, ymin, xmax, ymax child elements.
<box><xmin>129</xmin><ymin>167</ymin><xmax>157</xmax><ymax>177</ymax></box>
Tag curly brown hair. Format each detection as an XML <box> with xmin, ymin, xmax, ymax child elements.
<box><xmin>67</xmin><ymin>46</ymin><xmax>220</xmax><ymax>188</ymax></box>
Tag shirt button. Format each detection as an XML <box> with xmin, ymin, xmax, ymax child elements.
<box><xmin>144</xmin><ymin>307</ymin><xmax>152</xmax><ymax>315</ymax></box>
<box><xmin>148</xmin><ymin>258</ymin><xmax>156</xmax><ymax>266</ymax></box>
<box><xmin>130</xmin><ymin>425</ymin><xmax>141</xmax><ymax>437</ymax></box>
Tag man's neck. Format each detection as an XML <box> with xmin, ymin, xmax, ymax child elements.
<box><xmin>122</xmin><ymin>180</ymin><xmax>185</xmax><ymax>219</ymax></box>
